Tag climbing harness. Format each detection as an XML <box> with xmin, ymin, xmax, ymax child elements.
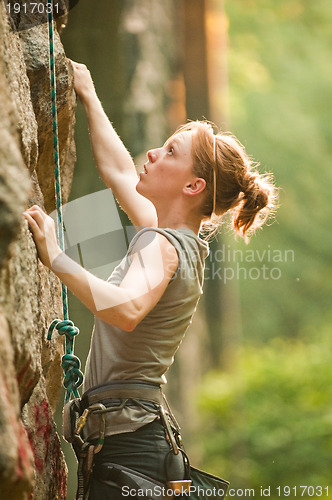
<box><xmin>46</xmin><ymin>0</ymin><xmax>84</xmax><ymax>404</ymax></box>
<box><xmin>68</xmin><ymin>377</ymin><xmax>230</xmax><ymax>499</ymax></box>
<box><xmin>65</xmin><ymin>380</ymin><xmax>192</xmax><ymax>499</ymax></box>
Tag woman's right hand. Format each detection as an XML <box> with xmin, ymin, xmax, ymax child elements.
<box><xmin>23</xmin><ymin>205</ymin><xmax>62</xmax><ymax>270</ymax></box>
<box><xmin>70</xmin><ymin>60</ymin><xmax>96</xmax><ymax>102</ymax></box>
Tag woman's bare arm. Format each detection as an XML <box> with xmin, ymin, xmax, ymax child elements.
<box><xmin>72</xmin><ymin>61</ymin><xmax>157</xmax><ymax>228</ymax></box>
<box><xmin>23</xmin><ymin>206</ymin><xmax>177</xmax><ymax>331</ymax></box>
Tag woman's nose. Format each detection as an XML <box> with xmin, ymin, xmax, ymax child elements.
<box><xmin>147</xmin><ymin>149</ymin><xmax>159</xmax><ymax>162</ymax></box>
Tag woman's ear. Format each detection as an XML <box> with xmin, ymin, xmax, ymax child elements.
<box><xmin>183</xmin><ymin>177</ymin><xmax>206</xmax><ymax>196</ymax></box>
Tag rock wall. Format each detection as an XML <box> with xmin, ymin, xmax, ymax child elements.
<box><xmin>0</xmin><ymin>3</ymin><xmax>76</xmax><ymax>499</ymax></box>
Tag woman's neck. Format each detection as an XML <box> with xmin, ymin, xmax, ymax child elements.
<box><xmin>156</xmin><ymin>209</ymin><xmax>201</xmax><ymax>235</ymax></box>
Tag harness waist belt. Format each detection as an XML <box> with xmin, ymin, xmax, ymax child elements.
<box><xmin>81</xmin><ymin>380</ymin><xmax>164</xmax><ymax>409</ymax></box>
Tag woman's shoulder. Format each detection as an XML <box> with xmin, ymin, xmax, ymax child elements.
<box><xmin>129</xmin><ymin>226</ymin><xmax>209</xmax><ymax>261</ymax></box>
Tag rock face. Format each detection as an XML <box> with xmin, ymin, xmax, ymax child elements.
<box><xmin>0</xmin><ymin>3</ymin><xmax>76</xmax><ymax>499</ymax></box>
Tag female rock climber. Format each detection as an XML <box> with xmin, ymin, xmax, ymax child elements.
<box><xmin>23</xmin><ymin>61</ymin><xmax>277</xmax><ymax>499</ymax></box>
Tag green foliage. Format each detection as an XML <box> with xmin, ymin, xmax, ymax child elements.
<box><xmin>197</xmin><ymin>328</ymin><xmax>332</xmax><ymax>496</ymax></box>
<box><xmin>222</xmin><ymin>0</ymin><xmax>332</xmax><ymax>342</ymax></box>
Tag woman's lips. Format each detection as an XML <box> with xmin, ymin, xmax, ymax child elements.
<box><xmin>139</xmin><ymin>163</ymin><xmax>148</xmax><ymax>177</ymax></box>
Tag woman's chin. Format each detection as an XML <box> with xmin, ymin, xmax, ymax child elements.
<box><xmin>136</xmin><ymin>181</ymin><xmax>149</xmax><ymax>200</ymax></box>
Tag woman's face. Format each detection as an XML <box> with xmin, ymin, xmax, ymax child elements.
<box><xmin>136</xmin><ymin>130</ymin><xmax>195</xmax><ymax>204</ymax></box>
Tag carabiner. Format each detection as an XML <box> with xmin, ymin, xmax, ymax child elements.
<box><xmin>90</xmin><ymin>403</ymin><xmax>106</xmax><ymax>454</ymax></box>
<box><xmin>159</xmin><ymin>405</ymin><xmax>179</xmax><ymax>455</ymax></box>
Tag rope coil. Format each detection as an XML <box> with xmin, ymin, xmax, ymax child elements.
<box><xmin>47</xmin><ymin>0</ymin><xmax>83</xmax><ymax>403</ymax></box>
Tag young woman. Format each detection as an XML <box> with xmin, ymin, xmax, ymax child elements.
<box><xmin>24</xmin><ymin>61</ymin><xmax>276</xmax><ymax>499</ymax></box>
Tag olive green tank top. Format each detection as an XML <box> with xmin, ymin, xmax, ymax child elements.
<box><xmin>83</xmin><ymin>227</ymin><xmax>209</xmax><ymax>439</ymax></box>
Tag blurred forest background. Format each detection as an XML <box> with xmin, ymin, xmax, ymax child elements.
<box><xmin>56</xmin><ymin>0</ymin><xmax>332</xmax><ymax>497</ymax></box>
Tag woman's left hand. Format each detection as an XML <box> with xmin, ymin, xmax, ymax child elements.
<box><xmin>23</xmin><ymin>205</ymin><xmax>62</xmax><ymax>270</ymax></box>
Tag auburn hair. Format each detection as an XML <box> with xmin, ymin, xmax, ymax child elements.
<box><xmin>172</xmin><ymin>121</ymin><xmax>277</xmax><ymax>240</ymax></box>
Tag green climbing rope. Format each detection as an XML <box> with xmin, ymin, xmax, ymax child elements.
<box><xmin>47</xmin><ymin>0</ymin><xmax>84</xmax><ymax>403</ymax></box>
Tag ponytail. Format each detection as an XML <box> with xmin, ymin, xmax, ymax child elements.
<box><xmin>233</xmin><ymin>171</ymin><xmax>276</xmax><ymax>239</ymax></box>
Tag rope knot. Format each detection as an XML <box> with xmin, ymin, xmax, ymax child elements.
<box><xmin>48</xmin><ymin>319</ymin><xmax>84</xmax><ymax>402</ymax></box>
<box><xmin>47</xmin><ymin>318</ymin><xmax>80</xmax><ymax>341</ymax></box>
<box><xmin>62</xmin><ymin>354</ymin><xmax>84</xmax><ymax>394</ymax></box>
